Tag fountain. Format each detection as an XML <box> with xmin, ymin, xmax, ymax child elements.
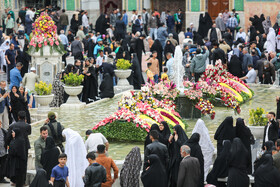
<box><xmin>173</xmin><ymin>46</ymin><xmax>201</xmax><ymax>118</ymax></box>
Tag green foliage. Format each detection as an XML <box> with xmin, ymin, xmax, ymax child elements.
<box><xmin>249</xmin><ymin>107</ymin><xmax>268</xmax><ymax>126</ymax></box>
<box><xmin>240</xmin><ymin>92</ymin><xmax>250</xmax><ymax>103</ymax></box>
<box><xmin>35</xmin><ymin>81</ymin><xmax>52</xmax><ymax>95</ymax></box>
<box><xmin>63</xmin><ymin>73</ymin><xmax>84</xmax><ymax>86</ymax></box>
<box><xmin>116</xmin><ymin>59</ymin><xmax>132</xmax><ymax>70</ymax></box>
<box><xmin>93</xmin><ymin>121</ymin><xmax>148</xmax><ymax>142</ymax></box>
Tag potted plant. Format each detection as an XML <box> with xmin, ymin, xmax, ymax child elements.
<box><xmin>114</xmin><ymin>59</ymin><xmax>132</xmax><ymax>87</ymax></box>
<box><xmin>34</xmin><ymin>81</ymin><xmax>54</xmax><ymax>113</ymax></box>
<box><xmin>63</xmin><ymin>73</ymin><xmax>84</xmax><ymax>104</ymax></box>
<box><xmin>248</xmin><ymin>107</ymin><xmax>268</xmax><ymax>139</ymax></box>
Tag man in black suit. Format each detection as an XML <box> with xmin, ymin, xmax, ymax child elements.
<box><xmin>263</xmin><ymin>112</ymin><xmax>279</xmax><ymax>149</ymax></box>
<box><xmin>6</xmin><ymin>111</ymin><xmax>31</xmax><ymax>185</ymax></box>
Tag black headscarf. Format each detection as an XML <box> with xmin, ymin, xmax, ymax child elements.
<box><xmin>45</xmin><ymin>136</ymin><xmax>56</xmax><ymax>150</ymax></box>
<box><xmin>228</xmin><ymin>55</ymin><xmax>243</xmax><ymax>78</ymax></box>
<box><xmin>30</xmin><ymin>168</ymin><xmax>50</xmax><ymax>187</ymax></box>
<box><xmin>264</xmin><ymin>141</ymin><xmax>274</xmax><ymax>154</ymax></box>
<box><xmin>144</xmin><ymin>124</ymin><xmax>165</xmax><ymax>149</ymax></box>
<box><xmin>185</xmin><ymin>133</ymin><xmax>204</xmax><ymax>187</ymax></box>
<box><xmin>235</xmin><ymin>118</ymin><xmax>254</xmax><ymax>174</ymax></box>
<box><xmin>128</xmin><ymin>53</ymin><xmax>145</xmax><ymax>89</ymax></box>
<box><xmin>198</xmin><ymin>12</ymin><xmax>213</xmax><ymax>38</ymax></box>
<box><xmin>214</xmin><ymin>116</ymin><xmax>235</xmax><ymax>155</ymax></box>
<box><xmin>193</xmin><ymin>31</ymin><xmax>204</xmax><ymax>46</ymax></box>
<box><xmin>164</xmin><ymin>40</ymin><xmax>175</xmax><ymax>60</ymax></box>
<box><xmin>206</xmin><ymin>140</ymin><xmax>231</xmax><ymax>185</ymax></box>
<box><xmin>255</xmin><ymin>154</ymin><xmax>280</xmax><ymax>187</ymax></box>
<box><xmin>160</xmin><ymin>121</ymin><xmax>171</xmax><ymax>146</ymax></box>
<box><xmin>95</xmin><ymin>14</ymin><xmax>107</xmax><ymax>34</ymax></box>
<box><xmin>100</xmin><ymin>73</ymin><xmax>114</xmax><ymax>99</ymax></box>
<box><xmin>141</xmin><ymin>154</ymin><xmax>167</xmax><ymax>187</ymax></box>
<box><xmin>229</xmin><ymin>137</ymin><xmax>249</xmax><ymax>170</ymax></box>
<box><xmin>249</xmin><ymin>26</ymin><xmax>257</xmax><ymax>42</ymax></box>
<box><xmin>174</xmin><ymin>125</ymin><xmax>188</xmax><ymax>144</ymax></box>
<box><xmin>41</xmin><ymin>137</ymin><xmax>60</xmax><ymax>179</ymax></box>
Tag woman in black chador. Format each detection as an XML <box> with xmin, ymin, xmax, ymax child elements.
<box><xmin>227</xmin><ymin>137</ymin><xmax>250</xmax><ymax>187</ymax></box>
<box><xmin>30</xmin><ymin>168</ymin><xmax>52</xmax><ymax>187</ymax></box>
<box><xmin>254</xmin><ymin>154</ymin><xmax>280</xmax><ymax>187</ymax></box>
<box><xmin>206</xmin><ymin>140</ymin><xmax>231</xmax><ymax>187</ymax></box>
<box><xmin>235</xmin><ymin>118</ymin><xmax>254</xmax><ymax>174</ymax></box>
<box><xmin>100</xmin><ymin>73</ymin><xmax>114</xmax><ymax>99</ymax></box>
<box><xmin>82</xmin><ymin>58</ymin><xmax>98</xmax><ymax>103</ymax></box>
<box><xmin>41</xmin><ymin>137</ymin><xmax>60</xmax><ymax>180</ymax></box>
<box><xmin>228</xmin><ymin>55</ymin><xmax>243</xmax><ymax>78</ymax></box>
<box><xmin>198</xmin><ymin>12</ymin><xmax>213</xmax><ymax>38</ymax></box>
<box><xmin>184</xmin><ymin>133</ymin><xmax>204</xmax><ymax>187</ymax></box>
<box><xmin>214</xmin><ymin>116</ymin><xmax>235</xmax><ymax>156</ymax></box>
<box><xmin>159</xmin><ymin>121</ymin><xmax>171</xmax><ymax>147</ymax></box>
<box><xmin>6</xmin><ymin>128</ymin><xmax>27</xmax><ymax>187</ymax></box>
<box><xmin>141</xmin><ymin>154</ymin><xmax>168</xmax><ymax>187</ymax></box>
<box><xmin>168</xmin><ymin>125</ymin><xmax>188</xmax><ymax>187</ymax></box>
<box><xmin>164</xmin><ymin>40</ymin><xmax>175</xmax><ymax>61</ymax></box>
<box><xmin>128</xmin><ymin>53</ymin><xmax>144</xmax><ymax>89</ymax></box>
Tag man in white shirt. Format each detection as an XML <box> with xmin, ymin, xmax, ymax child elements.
<box><xmin>22</xmin><ymin>67</ymin><xmax>40</xmax><ymax>93</ymax></box>
<box><xmin>82</xmin><ymin>11</ymin><xmax>89</xmax><ymax>35</ymax></box>
<box><xmin>85</xmin><ymin>130</ymin><xmax>109</xmax><ymax>153</ymax></box>
<box><xmin>240</xmin><ymin>64</ymin><xmax>256</xmax><ymax>83</ymax></box>
<box><xmin>96</xmin><ymin>50</ymin><xmax>107</xmax><ymax>68</ymax></box>
<box><xmin>235</xmin><ymin>28</ymin><xmax>246</xmax><ymax>42</ymax></box>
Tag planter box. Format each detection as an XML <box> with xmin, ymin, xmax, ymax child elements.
<box><xmin>175</xmin><ymin>96</ymin><xmax>201</xmax><ymax>119</ymax></box>
<box><xmin>34</xmin><ymin>94</ymin><xmax>54</xmax><ymax>114</ymax></box>
<box><xmin>248</xmin><ymin>126</ymin><xmax>265</xmax><ymax>140</ymax></box>
<box><xmin>61</xmin><ymin>85</ymin><xmax>86</xmax><ymax>109</ymax></box>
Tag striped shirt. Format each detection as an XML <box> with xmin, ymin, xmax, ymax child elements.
<box><xmin>226</xmin><ymin>17</ymin><xmax>238</xmax><ymax>28</ymax></box>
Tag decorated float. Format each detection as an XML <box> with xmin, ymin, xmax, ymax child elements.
<box><xmin>92</xmin><ymin>61</ymin><xmax>253</xmax><ymax>142</ymax></box>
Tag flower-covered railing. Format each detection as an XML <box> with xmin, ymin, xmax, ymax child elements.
<box><xmin>183</xmin><ymin>61</ymin><xmax>252</xmax><ymax>119</ymax></box>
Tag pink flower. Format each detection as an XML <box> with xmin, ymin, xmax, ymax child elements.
<box><xmin>38</xmin><ymin>43</ymin><xmax>42</xmax><ymax>48</ymax></box>
<box><xmin>55</xmin><ymin>41</ymin><xmax>59</xmax><ymax>45</ymax></box>
<box><xmin>44</xmin><ymin>41</ymin><xmax>48</xmax><ymax>46</ymax></box>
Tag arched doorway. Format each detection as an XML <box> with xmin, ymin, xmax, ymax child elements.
<box><xmin>100</xmin><ymin>0</ymin><xmax>122</xmax><ymax>15</ymax></box>
<box><xmin>208</xmin><ymin>0</ymin><xmax>229</xmax><ymax>20</ymax></box>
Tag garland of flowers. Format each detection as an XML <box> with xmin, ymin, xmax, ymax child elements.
<box><xmin>28</xmin><ymin>12</ymin><xmax>65</xmax><ymax>56</ymax></box>
<box><xmin>93</xmin><ymin>108</ymin><xmax>150</xmax><ymax>132</ymax></box>
<box><xmin>195</xmin><ymin>99</ymin><xmax>215</xmax><ymax>119</ymax></box>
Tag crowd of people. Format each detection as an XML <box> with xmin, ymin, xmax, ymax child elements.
<box><xmin>1</xmin><ymin>3</ymin><xmax>280</xmax><ymax>187</ymax></box>
<box><xmin>1</xmin><ymin>105</ymin><xmax>280</xmax><ymax>186</ymax></box>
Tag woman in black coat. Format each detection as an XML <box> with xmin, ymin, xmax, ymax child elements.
<box><xmin>228</xmin><ymin>55</ymin><xmax>243</xmax><ymax>78</ymax></box>
<box><xmin>198</xmin><ymin>12</ymin><xmax>213</xmax><ymax>38</ymax></box>
<box><xmin>185</xmin><ymin>133</ymin><xmax>204</xmax><ymax>187</ymax></box>
<box><xmin>30</xmin><ymin>168</ymin><xmax>52</xmax><ymax>187</ymax></box>
<box><xmin>227</xmin><ymin>137</ymin><xmax>250</xmax><ymax>187</ymax></box>
<box><xmin>206</xmin><ymin>140</ymin><xmax>231</xmax><ymax>187</ymax></box>
<box><xmin>6</xmin><ymin>128</ymin><xmax>27</xmax><ymax>187</ymax></box>
<box><xmin>159</xmin><ymin>121</ymin><xmax>171</xmax><ymax>147</ymax></box>
<box><xmin>100</xmin><ymin>73</ymin><xmax>114</xmax><ymax>99</ymax></box>
<box><xmin>235</xmin><ymin>118</ymin><xmax>254</xmax><ymax>174</ymax></box>
<box><xmin>82</xmin><ymin>59</ymin><xmax>98</xmax><ymax>103</ymax></box>
<box><xmin>214</xmin><ymin>116</ymin><xmax>235</xmax><ymax>156</ymax></box>
<box><xmin>164</xmin><ymin>40</ymin><xmax>175</xmax><ymax>61</ymax></box>
<box><xmin>70</xmin><ymin>14</ymin><xmax>79</xmax><ymax>35</ymax></box>
<box><xmin>10</xmin><ymin>86</ymin><xmax>31</xmax><ymax>123</ymax></box>
<box><xmin>144</xmin><ymin>124</ymin><xmax>165</xmax><ymax>150</ymax></box>
<box><xmin>255</xmin><ymin>154</ymin><xmax>280</xmax><ymax>187</ymax></box>
<box><xmin>128</xmin><ymin>53</ymin><xmax>144</xmax><ymax>89</ymax></box>
<box><xmin>168</xmin><ymin>125</ymin><xmax>188</xmax><ymax>187</ymax></box>
<box><xmin>41</xmin><ymin>137</ymin><xmax>60</xmax><ymax>180</ymax></box>
<box><xmin>141</xmin><ymin>154</ymin><xmax>167</xmax><ymax>187</ymax></box>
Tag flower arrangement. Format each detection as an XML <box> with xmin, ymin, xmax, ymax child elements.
<box><xmin>116</xmin><ymin>59</ymin><xmax>132</xmax><ymax>70</ymax></box>
<box><xmin>35</xmin><ymin>81</ymin><xmax>52</xmax><ymax>95</ymax></box>
<box><xmin>28</xmin><ymin>12</ymin><xmax>65</xmax><ymax>56</ymax></box>
<box><xmin>144</xmin><ymin>80</ymin><xmax>180</xmax><ymax>101</ymax></box>
<box><xmin>195</xmin><ymin>99</ymin><xmax>215</xmax><ymax>120</ymax></box>
<box><xmin>249</xmin><ymin>107</ymin><xmax>268</xmax><ymax>126</ymax></box>
<box><xmin>63</xmin><ymin>73</ymin><xmax>84</xmax><ymax>86</ymax></box>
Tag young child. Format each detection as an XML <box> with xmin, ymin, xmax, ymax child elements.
<box><xmin>147</xmin><ymin>51</ymin><xmax>160</xmax><ymax>83</ymax></box>
<box><xmin>51</xmin><ymin>153</ymin><xmax>70</xmax><ymax>187</ymax></box>
<box><xmin>146</xmin><ymin>63</ymin><xmax>154</xmax><ymax>83</ymax></box>
<box><xmin>161</xmin><ymin>67</ymin><xmax>169</xmax><ymax>81</ymax></box>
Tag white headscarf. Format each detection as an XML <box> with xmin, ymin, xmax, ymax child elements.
<box><xmin>192</xmin><ymin>119</ymin><xmax>215</xmax><ymax>180</ymax></box>
<box><xmin>62</xmin><ymin>128</ymin><xmax>88</xmax><ymax>187</ymax></box>
<box><xmin>267</xmin><ymin>27</ymin><xmax>276</xmax><ymax>53</ymax></box>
